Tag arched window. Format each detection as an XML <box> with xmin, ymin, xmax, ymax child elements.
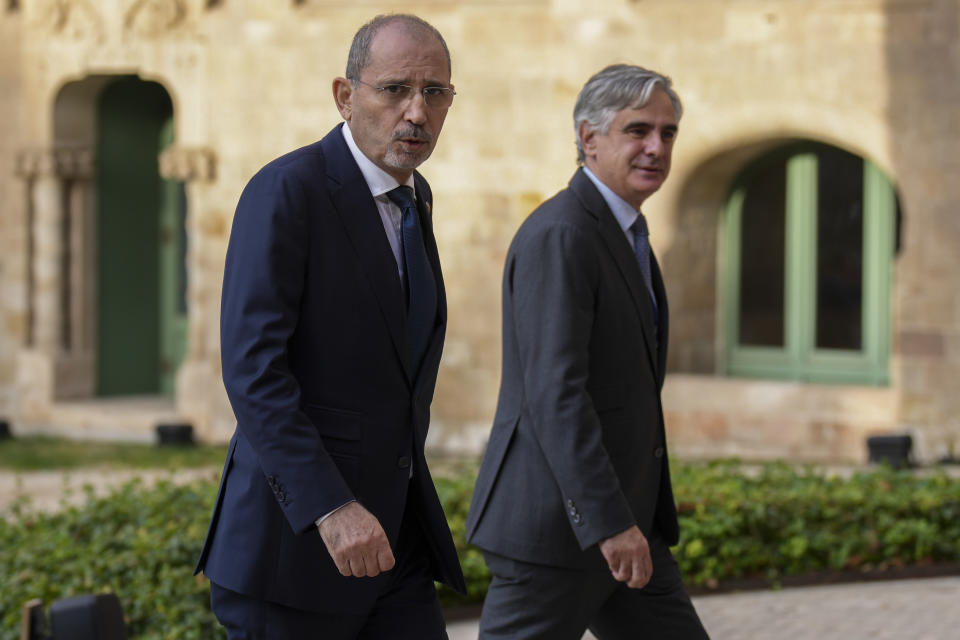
<box><xmin>723</xmin><ymin>143</ymin><xmax>897</xmax><ymax>384</ymax></box>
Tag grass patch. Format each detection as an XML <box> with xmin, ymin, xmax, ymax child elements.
<box><xmin>0</xmin><ymin>436</ymin><xmax>227</xmax><ymax>471</ymax></box>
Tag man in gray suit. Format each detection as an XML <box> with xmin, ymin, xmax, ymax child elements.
<box><xmin>466</xmin><ymin>65</ymin><xmax>709</xmax><ymax>639</ymax></box>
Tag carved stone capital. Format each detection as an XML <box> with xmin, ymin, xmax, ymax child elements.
<box><xmin>56</xmin><ymin>147</ymin><xmax>95</xmax><ymax>179</ymax></box>
<box><xmin>15</xmin><ymin>148</ymin><xmax>94</xmax><ymax>180</ymax></box>
<box><xmin>34</xmin><ymin>0</ymin><xmax>105</xmax><ymax>39</ymax></box>
<box><xmin>159</xmin><ymin>145</ymin><xmax>216</xmax><ymax>182</ymax></box>
<box><xmin>15</xmin><ymin>149</ymin><xmax>58</xmax><ymax>179</ymax></box>
<box><xmin>125</xmin><ymin>0</ymin><xmax>187</xmax><ymax>38</ymax></box>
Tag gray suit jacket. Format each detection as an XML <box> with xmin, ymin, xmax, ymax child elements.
<box><xmin>466</xmin><ymin>168</ymin><xmax>679</xmax><ymax>569</ymax></box>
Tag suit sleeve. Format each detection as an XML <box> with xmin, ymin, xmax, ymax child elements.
<box><xmin>508</xmin><ymin>221</ymin><xmax>636</xmax><ymax>550</ymax></box>
<box><xmin>220</xmin><ymin>167</ymin><xmax>354</xmax><ymax>534</ymax></box>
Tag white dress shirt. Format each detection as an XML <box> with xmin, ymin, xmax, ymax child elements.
<box><xmin>582</xmin><ymin>165</ymin><xmax>643</xmax><ymax>248</ymax></box>
<box><xmin>341</xmin><ymin>122</ymin><xmax>416</xmax><ymax>280</ymax></box>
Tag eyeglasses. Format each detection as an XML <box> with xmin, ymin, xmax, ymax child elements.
<box><xmin>351</xmin><ymin>78</ymin><xmax>456</xmax><ymax>109</ymax></box>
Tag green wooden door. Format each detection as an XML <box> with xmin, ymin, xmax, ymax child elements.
<box><xmin>96</xmin><ymin>77</ymin><xmax>184</xmax><ymax>396</ymax></box>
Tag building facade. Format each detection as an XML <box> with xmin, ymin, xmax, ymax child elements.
<box><xmin>0</xmin><ymin>0</ymin><xmax>957</xmax><ymax>463</ymax></box>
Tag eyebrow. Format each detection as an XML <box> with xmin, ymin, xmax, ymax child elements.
<box><xmin>620</xmin><ymin>121</ymin><xmax>678</xmax><ymax>134</ymax></box>
<box><xmin>380</xmin><ymin>77</ymin><xmax>450</xmax><ymax>88</ymax></box>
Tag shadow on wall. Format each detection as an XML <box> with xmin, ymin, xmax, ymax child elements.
<box><xmin>660</xmin><ymin>138</ymin><xmax>794</xmax><ymax>376</ymax></box>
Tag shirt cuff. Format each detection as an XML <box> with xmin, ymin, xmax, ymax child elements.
<box><xmin>314</xmin><ymin>499</ymin><xmax>356</xmax><ymax>529</ymax></box>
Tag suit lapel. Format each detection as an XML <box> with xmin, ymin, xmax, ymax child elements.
<box><xmin>320</xmin><ymin>127</ymin><xmax>413</xmax><ymax>387</ymax></box>
<box><xmin>569</xmin><ymin>170</ymin><xmax>660</xmax><ymax>378</ymax></box>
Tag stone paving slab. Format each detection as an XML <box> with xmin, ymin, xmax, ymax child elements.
<box><xmin>447</xmin><ymin>576</ymin><xmax>960</xmax><ymax>639</ymax></box>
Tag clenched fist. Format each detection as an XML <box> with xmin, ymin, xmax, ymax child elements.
<box><xmin>598</xmin><ymin>525</ymin><xmax>652</xmax><ymax>589</ymax></box>
<box><xmin>317</xmin><ymin>502</ymin><xmax>395</xmax><ymax>578</ymax></box>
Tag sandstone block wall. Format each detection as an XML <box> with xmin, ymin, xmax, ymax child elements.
<box><xmin>0</xmin><ymin>0</ymin><xmax>957</xmax><ymax>463</ymax></box>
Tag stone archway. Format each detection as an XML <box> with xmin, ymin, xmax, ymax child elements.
<box><xmin>12</xmin><ymin>73</ymin><xmax>191</xmax><ymax>435</ymax></box>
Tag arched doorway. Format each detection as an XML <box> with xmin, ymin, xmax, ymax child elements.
<box><xmin>95</xmin><ymin>76</ymin><xmax>186</xmax><ymax>396</ymax></box>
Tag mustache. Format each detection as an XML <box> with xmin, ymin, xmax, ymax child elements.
<box><xmin>392</xmin><ymin>126</ymin><xmax>432</xmax><ymax>143</ymax></box>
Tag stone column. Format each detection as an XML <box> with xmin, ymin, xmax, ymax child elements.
<box><xmin>14</xmin><ymin>149</ymin><xmax>63</xmax><ymax>418</ymax></box>
<box><xmin>158</xmin><ymin>145</ymin><xmax>226</xmax><ymax>438</ymax></box>
<box><xmin>57</xmin><ymin>148</ymin><xmax>97</xmax><ymax>397</ymax></box>
<box><xmin>13</xmin><ymin>147</ymin><xmax>96</xmax><ymax>407</ymax></box>
<box><xmin>58</xmin><ymin>149</ymin><xmax>96</xmax><ymax>350</ymax></box>
<box><xmin>158</xmin><ymin>144</ymin><xmax>216</xmax><ymax>362</ymax></box>
<box><xmin>17</xmin><ymin>149</ymin><xmax>64</xmax><ymax>353</ymax></box>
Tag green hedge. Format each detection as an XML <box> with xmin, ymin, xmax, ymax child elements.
<box><xmin>2</xmin><ymin>462</ymin><xmax>959</xmax><ymax>638</ymax></box>
<box><xmin>670</xmin><ymin>461</ymin><xmax>960</xmax><ymax>587</ymax></box>
<box><xmin>1</xmin><ymin>478</ymin><xmax>220</xmax><ymax>639</ymax></box>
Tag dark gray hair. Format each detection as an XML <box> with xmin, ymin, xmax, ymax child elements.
<box><xmin>574</xmin><ymin>64</ymin><xmax>683</xmax><ymax>164</ymax></box>
<box><xmin>345</xmin><ymin>14</ymin><xmax>451</xmax><ymax>80</ymax></box>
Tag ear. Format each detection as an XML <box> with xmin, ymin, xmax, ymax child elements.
<box><xmin>333</xmin><ymin>77</ymin><xmax>354</xmax><ymax>121</ymax></box>
<box><xmin>578</xmin><ymin>121</ymin><xmax>598</xmax><ymax>160</ymax></box>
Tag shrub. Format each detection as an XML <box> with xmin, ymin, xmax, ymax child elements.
<box><xmin>1</xmin><ymin>461</ymin><xmax>958</xmax><ymax>638</ymax></box>
<box><xmin>433</xmin><ymin>465</ymin><xmax>490</xmax><ymax>608</ymax></box>
<box><xmin>1</xmin><ymin>476</ymin><xmax>222</xmax><ymax>639</ymax></box>
<box><xmin>671</xmin><ymin>460</ymin><xmax>960</xmax><ymax>587</ymax></box>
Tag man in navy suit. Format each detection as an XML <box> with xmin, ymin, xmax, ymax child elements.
<box><xmin>466</xmin><ymin>65</ymin><xmax>709</xmax><ymax>638</ymax></box>
<box><xmin>196</xmin><ymin>14</ymin><xmax>465</xmax><ymax>639</ymax></box>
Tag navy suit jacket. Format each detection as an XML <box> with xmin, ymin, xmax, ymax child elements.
<box><xmin>466</xmin><ymin>169</ymin><xmax>679</xmax><ymax>569</ymax></box>
<box><xmin>196</xmin><ymin>124</ymin><xmax>466</xmax><ymax>613</ymax></box>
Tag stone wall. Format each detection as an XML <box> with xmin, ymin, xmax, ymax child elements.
<box><xmin>883</xmin><ymin>0</ymin><xmax>960</xmax><ymax>462</ymax></box>
<box><xmin>0</xmin><ymin>4</ymin><xmax>25</xmax><ymax>416</ymax></box>
<box><xmin>0</xmin><ymin>0</ymin><xmax>957</xmax><ymax>463</ymax></box>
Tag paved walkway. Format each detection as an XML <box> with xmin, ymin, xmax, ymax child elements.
<box><xmin>0</xmin><ymin>467</ymin><xmax>218</xmax><ymax>514</ymax></box>
<box><xmin>447</xmin><ymin>576</ymin><xmax>960</xmax><ymax>639</ymax></box>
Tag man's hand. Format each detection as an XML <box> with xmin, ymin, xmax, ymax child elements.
<box><xmin>317</xmin><ymin>502</ymin><xmax>395</xmax><ymax>578</ymax></box>
<box><xmin>598</xmin><ymin>525</ymin><xmax>652</xmax><ymax>589</ymax></box>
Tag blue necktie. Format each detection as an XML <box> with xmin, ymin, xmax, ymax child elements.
<box><xmin>631</xmin><ymin>214</ymin><xmax>659</xmax><ymax>322</ymax></box>
<box><xmin>387</xmin><ymin>186</ymin><xmax>438</xmax><ymax>373</ymax></box>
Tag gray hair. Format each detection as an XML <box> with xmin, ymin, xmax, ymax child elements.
<box><xmin>574</xmin><ymin>64</ymin><xmax>683</xmax><ymax>164</ymax></box>
<box><xmin>346</xmin><ymin>14</ymin><xmax>451</xmax><ymax>80</ymax></box>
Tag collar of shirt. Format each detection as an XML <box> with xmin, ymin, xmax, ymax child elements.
<box><xmin>581</xmin><ymin>166</ymin><xmax>640</xmax><ymax>239</ymax></box>
<box><xmin>341</xmin><ymin>122</ymin><xmax>416</xmax><ymax>198</ymax></box>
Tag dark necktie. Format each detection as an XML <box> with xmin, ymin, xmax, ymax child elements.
<box><xmin>387</xmin><ymin>186</ymin><xmax>438</xmax><ymax>374</ymax></box>
<box><xmin>631</xmin><ymin>214</ymin><xmax>659</xmax><ymax>322</ymax></box>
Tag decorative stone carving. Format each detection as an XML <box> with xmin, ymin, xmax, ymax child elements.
<box><xmin>124</xmin><ymin>0</ymin><xmax>186</xmax><ymax>38</ymax></box>
<box><xmin>15</xmin><ymin>149</ymin><xmax>58</xmax><ymax>178</ymax></box>
<box><xmin>15</xmin><ymin>148</ymin><xmax>94</xmax><ymax>180</ymax></box>
<box><xmin>56</xmin><ymin>148</ymin><xmax>95</xmax><ymax>180</ymax></box>
<box><xmin>34</xmin><ymin>0</ymin><xmax>104</xmax><ymax>39</ymax></box>
<box><xmin>159</xmin><ymin>146</ymin><xmax>216</xmax><ymax>182</ymax></box>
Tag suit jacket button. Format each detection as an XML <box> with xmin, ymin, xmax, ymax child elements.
<box><xmin>572</xmin><ymin>513</ymin><xmax>582</xmax><ymax>524</ymax></box>
<box><xmin>654</xmin><ymin>447</ymin><xmax>665</xmax><ymax>458</ymax></box>
<box><xmin>566</xmin><ymin>499</ymin><xmax>575</xmax><ymax>508</ymax></box>
<box><xmin>397</xmin><ymin>456</ymin><xmax>411</xmax><ymax>469</ymax></box>
<box><xmin>276</xmin><ymin>491</ymin><xmax>285</xmax><ymax>502</ymax></box>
